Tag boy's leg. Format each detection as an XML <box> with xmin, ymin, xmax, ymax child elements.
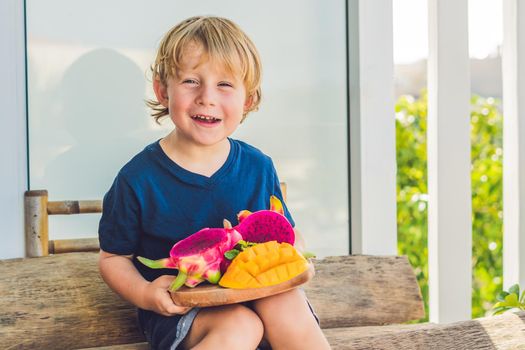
<box><xmin>252</xmin><ymin>288</ymin><xmax>331</xmax><ymax>350</ymax></box>
<box><xmin>181</xmin><ymin>303</ymin><xmax>264</xmax><ymax>350</ymax></box>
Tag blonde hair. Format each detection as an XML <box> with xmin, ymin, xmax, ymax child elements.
<box><xmin>147</xmin><ymin>16</ymin><xmax>262</xmax><ymax>123</ymax></box>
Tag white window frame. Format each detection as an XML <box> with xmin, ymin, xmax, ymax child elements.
<box><xmin>0</xmin><ymin>0</ymin><xmax>27</xmax><ymax>259</ymax></box>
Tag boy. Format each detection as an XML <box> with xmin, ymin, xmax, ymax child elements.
<box><xmin>98</xmin><ymin>16</ymin><xmax>330</xmax><ymax>350</ymax></box>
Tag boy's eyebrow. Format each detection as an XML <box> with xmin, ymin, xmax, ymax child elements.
<box><xmin>174</xmin><ymin>67</ymin><xmax>242</xmax><ymax>81</ymax></box>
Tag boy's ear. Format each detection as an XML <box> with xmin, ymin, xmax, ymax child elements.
<box><xmin>153</xmin><ymin>78</ymin><xmax>169</xmax><ymax>107</ymax></box>
<box><xmin>244</xmin><ymin>94</ymin><xmax>254</xmax><ymax>112</ymax></box>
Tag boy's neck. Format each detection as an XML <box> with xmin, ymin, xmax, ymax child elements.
<box><xmin>160</xmin><ymin>132</ymin><xmax>231</xmax><ymax>177</ymax></box>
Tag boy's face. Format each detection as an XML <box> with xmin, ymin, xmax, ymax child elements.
<box><xmin>154</xmin><ymin>43</ymin><xmax>251</xmax><ymax>148</ymax></box>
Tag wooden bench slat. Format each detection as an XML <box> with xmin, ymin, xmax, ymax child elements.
<box><xmin>0</xmin><ymin>253</ymin><xmax>424</xmax><ymax>349</ymax></box>
<box><xmin>47</xmin><ymin>200</ymin><xmax>102</xmax><ymax>215</ymax></box>
<box><xmin>0</xmin><ymin>253</ymin><xmax>144</xmax><ymax>349</ymax></box>
<box><xmin>49</xmin><ymin>238</ymin><xmax>100</xmax><ymax>254</ymax></box>
<box><xmin>323</xmin><ymin>310</ymin><xmax>525</xmax><ymax>350</ymax></box>
<box><xmin>80</xmin><ymin>343</ymin><xmax>149</xmax><ymax>350</ymax></box>
<box><xmin>78</xmin><ymin>311</ymin><xmax>525</xmax><ymax>349</ymax></box>
<box><xmin>304</xmin><ymin>255</ymin><xmax>425</xmax><ymax>328</ymax></box>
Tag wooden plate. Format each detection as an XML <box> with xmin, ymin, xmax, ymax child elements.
<box><xmin>170</xmin><ymin>262</ymin><xmax>315</xmax><ymax>307</ymax></box>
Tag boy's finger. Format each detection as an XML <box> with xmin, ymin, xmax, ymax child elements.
<box><xmin>166</xmin><ymin>303</ymin><xmax>191</xmax><ymax>315</ymax></box>
<box><xmin>179</xmin><ymin>307</ymin><xmax>192</xmax><ymax>315</ymax></box>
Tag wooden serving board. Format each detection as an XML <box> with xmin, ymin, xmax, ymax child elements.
<box><xmin>170</xmin><ymin>263</ymin><xmax>315</xmax><ymax>307</ymax></box>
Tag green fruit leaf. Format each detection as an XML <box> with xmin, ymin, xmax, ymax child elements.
<box><xmin>224</xmin><ymin>249</ymin><xmax>240</xmax><ymax>260</ymax></box>
<box><xmin>492</xmin><ymin>306</ymin><xmax>509</xmax><ymax>315</ymax></box>
<box><xmin>302</xmin><ymin>251</ymin><xmax>316</xmax><ymax>259</ymax></box>
<box><xmin>234</xmin><ymin>240</ymin><xmax>258</xmax><ymax>251</ymax></box>
<box><xmin>504</xmin><ymin>293</ymin><xmax>519</xmax><ymax>306</ymax></box>
<box><xmin>493</xmin><ymin>301</ymin><xmax>504</xmax><ymax>309</ymax></box>
<box><xmin>520</xmin><ymin>290</ymin><xmax>525</xmax><ymax>304</ymax></box>
<box><xmin>496</xmin><ymin>291</ymin><xmax>509</xmax><ymax>302</ymax></box>
<box><xmin>169</xmin><ymin>271</ymin><xmax>187</xmax><ymax>292</ymax></box>
<box><xmin>509</xmin><ymin>284</ymin><xmax>520</xmax><ymax>296</ymax></box>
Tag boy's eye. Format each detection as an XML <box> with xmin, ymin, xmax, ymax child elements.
<box><xmin>183</xmin><ymin>79</ymin><xmax>198</xmax><ymax>84</ymax></box>
<box><xmin>218</xmin><ymin>82</ymin><xmax>233</xmax><ymax>88</ymax></box>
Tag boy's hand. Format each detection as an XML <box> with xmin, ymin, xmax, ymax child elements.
<box><xmin>142</xmin><ymin>275</ymin><xmax>192</xmax><ymax>316</ymax></box>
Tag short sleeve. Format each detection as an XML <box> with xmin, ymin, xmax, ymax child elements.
<box><xmin>98</xmin><ymin>174</ymin><xmax>141</xmax><ymax>255</ymax></box>
<box><xmin>270</xmin><ymin>161</ymin><xmax>296</xmax><ymax>228</ymax></box>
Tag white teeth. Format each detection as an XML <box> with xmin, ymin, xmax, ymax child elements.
<box><xmin>193</xmin><ymin>115</ymin><xmax>220</xmax><ymax>121</ymax></box>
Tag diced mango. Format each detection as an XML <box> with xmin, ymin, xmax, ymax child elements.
<box><xmin>219</xmin><ymin>241</ymin><xmax>309</xmax><ymax>289</ymax></box>
<box><xmin>243</xmin><ymin>248</ymin><xmax>257</xmax><ymax>261</ymax></box>
<box><xmin>244</xmin><ymin>260</ymin><xmax>260</xmax><ymax>276</ymax></box>
<box><xmin>268</xmin><ymin>250</ymin><xmax>279</xmax><ymax>264</ymax></box>
<box><xmin>255</xmin><ymin>273</ymin><xmax>270</xmax><ymax>286</ymax></box>
<box><xmin>256</xmin><ymin>256</ymin><xmax>271</xmax><ymax>271</ymax></box>
<box><xmin>279</xmin><ymin>247</ymin><xmax>294</xmax><ymax>263</ymax></box>
<box><xmin>276</xmin><ymin>265</ymin><xmax>288</xmax><ymax>281</ymax></box>
<box><xmin>253</xmin><ymin>243</ymin><xmax>268</xmax><ymax>255</ymax></box>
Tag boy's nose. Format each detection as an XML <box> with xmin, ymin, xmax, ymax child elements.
<box><xmin>195</xmin><ymin>86</ymin><xmax>216</xmax><ymax>106</ymax></box>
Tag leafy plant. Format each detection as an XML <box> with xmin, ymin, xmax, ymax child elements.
<box><xmin>396</xmin><ymin>91</ymin><xmax>503</xmax><ymax>320</ymax></box>
<box><xmin>493</xmin><ymin>284</ymin><xmax>525</xmax><ymax>315</ymax></box>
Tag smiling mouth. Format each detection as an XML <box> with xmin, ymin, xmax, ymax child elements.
<box><xmin>191</xmin><ymin>115</ymin><xmax>222</xmax><ymax>124</ymax></box>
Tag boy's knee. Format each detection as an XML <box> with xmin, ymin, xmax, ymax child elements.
<box><xmin>225</xmin><ymin>304</ymin><xmax>264</xmax><ymax>333</ymax></box>
<box><xmin>254</xmin><ymin>289</ymin><xmax>317</xmax><ymax>328</ymax></box>
<box><xmin>215</xmin><ymin>304</ymin><xmax>264</xmax><ymax>346</ymax></box>
<box><xmin>254</xmin><ymin>288</ymin><xmax>304</xmax><ymax>315</ymax></box>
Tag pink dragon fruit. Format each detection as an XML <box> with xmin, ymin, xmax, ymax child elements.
<box><xmin>235</xmin><ymin>195</ymin><xmax>295</xmax><ymax>245</ymax></box>
<box><xmin>137</xmin><ymin>220</ymin><xmax>242</xmax><ymax>292</ymax></box>
<box><xmin>218</xmin><ymin>196</ymin><xmax>296</xmax><ymax>272</ymax></box>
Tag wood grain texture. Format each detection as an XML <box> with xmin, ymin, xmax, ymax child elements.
<box><xmin>0</xmin><ymin>253</ymin><xmax>145</xmax><ymax>349</ymax></box>
<box><xmin>303</xmin><ymin>255</ymin><xmax>426</xmax><ymax>328</ymax></box>
<box><xmin>324</xmin><ymin>311</ymin><xmax>525</xmax><ymax>350</ymax></box>
<box><xmin>47</xmin><ymin>200</ymin><xmax>102</xmax><ymax>215</ymax></box>
<box><xmin>5</xmin><ymin>247</ymin><xmax>519</xmax><ymax>349</ymax></box>
<box><xmin>80</xmin><ymin>343</ymin><xmax>149</xmax><ymax>350</ymax></box>
<box><xmin>0</xmin><ymin>253</ymin><xmax>423</xmax><ymax>349</ymax></box>
<box><xmin>24</xmin><ymin>190</ymin><xmax>49</xmax><ymax>257</ymax></box>
<box><xmin>80</xmin><ymin>312</ymin><xmax>525</xmax><ymax>350</ymax></box>
<box><xmin>49</xmin><ymin>238</ymin><xmax>100</xmax><ymax>254</ymax></box>
<box><xmin>170</xmin><ymin>263</ymin><xmax>315</xmax><ymax>307</ymax></box>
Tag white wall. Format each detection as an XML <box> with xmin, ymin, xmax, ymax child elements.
<box><xmin>0</xmin><ymin>0</ymin><xmax>28</xmax><ymax>259</ymax></box>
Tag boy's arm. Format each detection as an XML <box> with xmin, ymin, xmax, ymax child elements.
<box><xmin>98</xmin><ymin>249</ymin><xmax>191</xmax><ymax>316</ymax></box>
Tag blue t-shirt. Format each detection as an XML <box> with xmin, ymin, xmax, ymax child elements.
<box><xmin>98</xmin><ymin>138</ymin><xmax>294</xmax><ymax>282</ymax></box>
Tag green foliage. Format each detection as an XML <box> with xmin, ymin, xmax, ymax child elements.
<box><xmin>395</xmin><ymin>92</ymin><xmax>503</xmax><ymax>320</ymax></box>
<box><xmin>395</xmin><ymin>93</ymin><xmax>429</xmax><ymax>321</ymax></box>
<box><xmin>493</xmin><ymin>284</ymin><xmax>525</xmax><ymax>315</ymax></box>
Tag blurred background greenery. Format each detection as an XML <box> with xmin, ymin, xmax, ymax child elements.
<box><xmin>395</xmin><ymin>92</ymin><xmax>503</xmax><ymax>321</ymax></box>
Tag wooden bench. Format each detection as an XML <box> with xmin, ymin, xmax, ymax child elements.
<box><xmin>2</xmin><ymin>190</ymin><xmax>523</xmax><ymax>349</ymax></box>
<box><xmin>2</xmin><ymin>253</ymin><xmax>524</xmax><ymax>349</ymax></box>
